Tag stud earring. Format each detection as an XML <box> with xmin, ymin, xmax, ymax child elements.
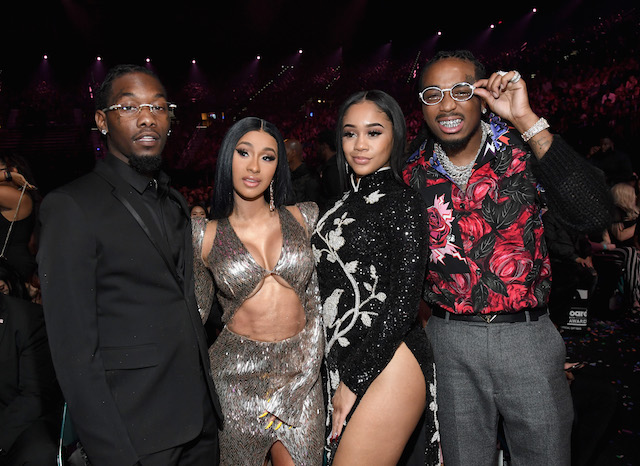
<box><xmin>167</xmin><ymin>129</ymin><xmax>172</xmax><ymax>136</ymax></box>
<box><xmin>101</xmin><ymin>129</ymin><xmax>107</xmax><ymax>135</ymax></box>
<box><xmin>269</xmin><ymin>180</ymin><xmax>275</xmax><ymax>212</ymax></box>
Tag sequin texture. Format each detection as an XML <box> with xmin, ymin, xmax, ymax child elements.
<box><xmin>312</xmin><ymin>168</ymin><xmax>440</xmax><ymax>464</ymax></box>
<box><xmin>192</xmin><ymin>203</ymin><xmax>325</xmax><ymax>465</ymax></box>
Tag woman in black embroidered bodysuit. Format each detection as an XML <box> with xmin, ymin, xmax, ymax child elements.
<box><xmin>192</xmin><ymin>117</ymin><xmax>324</xmax><ymax>465</ymax></box>
<box><xmin>312</xmin><ymin>91</ymin><xmax>439</xmax><ymax>465</ymax></box>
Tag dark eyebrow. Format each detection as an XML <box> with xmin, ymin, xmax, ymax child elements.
<box><xmin>236</xmin><ymin>141</ymin><xmax>277</xmax><ymax>154</ymax></box>
<box><xmin>343</xmin><ymin>122</ymin><xmax>385</xmax><ymax>129</ymax></box>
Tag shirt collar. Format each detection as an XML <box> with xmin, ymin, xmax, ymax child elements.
<box><xmin>415</xmin><ymin>115</ymin><xmax>512</xmax><ymax>170</ymax></box>
<box><xmin>104</xmin><ymin>153</ymin><xmax>170</xmax><ymax>196</ymax></box>
<box><xmin>350</xmin><ymin>166</ymin><xmax>392</xmax><ymax>192</ymax></box>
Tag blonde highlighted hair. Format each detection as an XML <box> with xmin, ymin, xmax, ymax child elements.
<box><xmin>611</xmin><ymin>182</ymin><xmax>639</xmax><ymax>220</ymax></box>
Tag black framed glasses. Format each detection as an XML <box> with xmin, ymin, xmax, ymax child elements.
<box><xmin>418</xmin><ymin>82</ymin><xmax>476</xmax><ymax>105</ymax></box>
<box><xmin>101</xmin><ymin>103</ymin><xmax>177</xmax><ymax>118</ymax></box>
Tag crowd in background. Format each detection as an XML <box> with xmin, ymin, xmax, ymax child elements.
<box><xmin>1</xmin><ymin>9</ymin><xmax>638</xmax><ymax>197</ymax></box>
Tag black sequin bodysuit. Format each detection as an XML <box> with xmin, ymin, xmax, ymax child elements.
<box><xmin>312</xmin><ymin>168</ymin><xmax>439</xmax><ymax>464</ymax></box>
<box><xmin>192</xmin><ymin>203</ymin><xmax>324</xmax><ymax>465</ymax></box>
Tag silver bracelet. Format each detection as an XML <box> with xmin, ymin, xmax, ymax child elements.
<box><xmin>521</xmin><ymin>117</ymin><xmax>550</xmax><ymax>142</ymax></box>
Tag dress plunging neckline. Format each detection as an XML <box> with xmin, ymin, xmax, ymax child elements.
<box><xmin>223</xmin><ymin>207</ymin><xmax>286</xmax><ymax>275</ymax></box>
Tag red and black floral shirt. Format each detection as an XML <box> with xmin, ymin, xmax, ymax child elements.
<box><xmin>403</xmin><ymin>116</ymin><xmax>552</xmax><ymax>315</ymax></box>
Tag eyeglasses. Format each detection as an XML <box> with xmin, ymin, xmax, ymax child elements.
<box><xmin>101</xmin><ymin>103</ymin><xmax>177</xmax><ymax>118</ymax></box>
<box><xmin>418</xmin><ymin>82</ymin><xmax>476</xmax><ymax>105</ymax></box>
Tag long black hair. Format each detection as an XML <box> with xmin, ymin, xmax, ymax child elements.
<box><xmin>335</xmin><ymin>90</ymin><xmax>407</xmax><ymax>190</ymax></box>
<box><xmin>211</xmin><ymin>117</ymin><xmax>294</xmax><ymax>219</ymax></box>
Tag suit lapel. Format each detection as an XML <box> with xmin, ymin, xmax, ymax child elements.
<box><xmin>94</xmin><ymin>162</ymin><xmax>182</xmax><ymax>287</ymax></box>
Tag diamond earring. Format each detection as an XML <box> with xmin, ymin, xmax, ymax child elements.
<box><xmin>269</xmin><ymin>180</ymin><xmax>275</xmax><ymax>212</ymax></box>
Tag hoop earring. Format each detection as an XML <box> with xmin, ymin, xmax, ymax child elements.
<box><xmin>269</xmin><ymin>180</ymin><xmax>275</xmax><ymax>212</ymax></box>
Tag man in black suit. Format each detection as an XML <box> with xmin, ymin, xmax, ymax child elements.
<box><xmin>0</xmin><ymin>294</ymin><xmax>62</xmax><ymax>465</ymax></box>
<box><xmin>37</xmin><ymin>65</ymin><xmax>222</xmax><ymax>466</ymax></box>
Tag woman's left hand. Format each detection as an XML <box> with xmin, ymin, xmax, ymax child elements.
<box><xmin>330</xmin><ymin>381</ymin><xmax>356</xmax><ymax>441</ymax></box>
<box><xmin>8</xmin><ymin>171</ymin><xmax>36</xmax><ymax>190</ymax></box>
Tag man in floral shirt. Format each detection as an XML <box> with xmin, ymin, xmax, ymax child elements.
<box><xmin>404</xmin><ymin>50</ymin><xmax>610</xmax><ymax>465</ymax></box>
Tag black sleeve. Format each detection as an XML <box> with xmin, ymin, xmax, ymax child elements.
<box><xmin>37</xmin><ymin>191</ymin><xmax>140</xmax><ymax>465</ymax></box>
<box><xmin>531</xmin><ymin>136</ymin><xmax>612</xmax><ymax>236</ymax></box>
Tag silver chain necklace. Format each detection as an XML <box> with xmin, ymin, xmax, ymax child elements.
<box><xmin>434</xmin><ymin>121</ymin><xmax>491</xmax><ymax>190</ymax></box>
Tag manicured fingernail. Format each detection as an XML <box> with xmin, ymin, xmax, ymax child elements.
<box><xmin>275</xmin><ymin>422</ymin><xmax>283</xmax><ymax>430</ymax></box>
<box><xmin>265</xmin><ymin>420</ymin><xmax>274</xmax><ymax>429</ymax></box>
<box><xmin>258</xmin><ymin>411</ymin><xmax>268</xmax><ymax>418</ymax></box>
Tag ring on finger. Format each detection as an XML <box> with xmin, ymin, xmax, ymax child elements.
<box><xmin>510</xmin><ymin>71</ymin><xmax>521</xmax><ymax>83</ymax></box>
<box><xmin>496</xmin><ymin>70</ymin><xmax>507</xmax><ymax>77</ymax></box>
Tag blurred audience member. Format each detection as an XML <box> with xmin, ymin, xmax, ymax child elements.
<box><xmin>589</xmin><ymin>136</ymin><xmax>634</xmax><ymax>186</ymax></box>
<box><xmin>608</xmin><ymin>182</ymin><xmax>640</xmax><ymax>311</ymax></box>
<box><xmin>190</xmin><ymin>203</ymin><xmax>207</xmax><ymax>219</ymax></box>
<box><xmin>0</xmin><ymin>152</ymin><xmax>39</xmax><ymax>283</ymax></box>
<box><xmin>544</xmin><ymin>210</ymin><xmax>598</xmax><ymax>326</ymax></box>
<box><xmin>0</xmin><ymin>294</ymin><xmax>62</xmax><ymax>465</ymax></box>
<box><xmin>285</xmin><ymin>138</ymin><xmax>320</xmax><ymax>203</ymax></box>
<box><xmin>315</xmin><ymin>129</ymin><xmax>343</xmax><ymax>211</ymax></box>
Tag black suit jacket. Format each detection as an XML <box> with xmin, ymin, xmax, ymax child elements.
<box><xmin>37</xmin><ymin>159</ymin><xmax>222</xmax><ymax>466</ymax></box>
<box><xmin>0</xmin><ymin>295</ymin><xmax>61</xmax><ymax>453</ymax></box>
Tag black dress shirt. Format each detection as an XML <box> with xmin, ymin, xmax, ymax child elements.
<box><xmin>104</xmin><ymin>154</ymin><xmax>185</xmax><ymax>280</ymax></box>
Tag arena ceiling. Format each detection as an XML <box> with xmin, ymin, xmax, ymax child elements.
<box><xmin>1</xmin><ymin>0</ymin><xmax>635</xmax><ymax>96</ymax></box>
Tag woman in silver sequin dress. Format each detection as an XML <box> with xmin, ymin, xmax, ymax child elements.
<box><xmin>192</xmin><ymin>117</ymin><xmax>325</xmax><ymax>465</ymax></box>
<box><xmin>312</xmin><ymin>91</ymin><xmax>440</xmax><ymax>465</ymax></box>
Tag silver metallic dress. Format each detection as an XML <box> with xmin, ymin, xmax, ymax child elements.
<box><xmin>192</xmin><ymin>203</ymin><xmax>325</xmax><ymax>465</ymax></box>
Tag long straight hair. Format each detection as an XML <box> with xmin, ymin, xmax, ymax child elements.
<box><xmin>211</xmin><ymin>117</ymin><xmax>294</xmax><ymax>219</ymax></box>
<box><xmin>335</xmin><ymin>90</ymin><xmax>407</xmax><ymax>190</ymax></box>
